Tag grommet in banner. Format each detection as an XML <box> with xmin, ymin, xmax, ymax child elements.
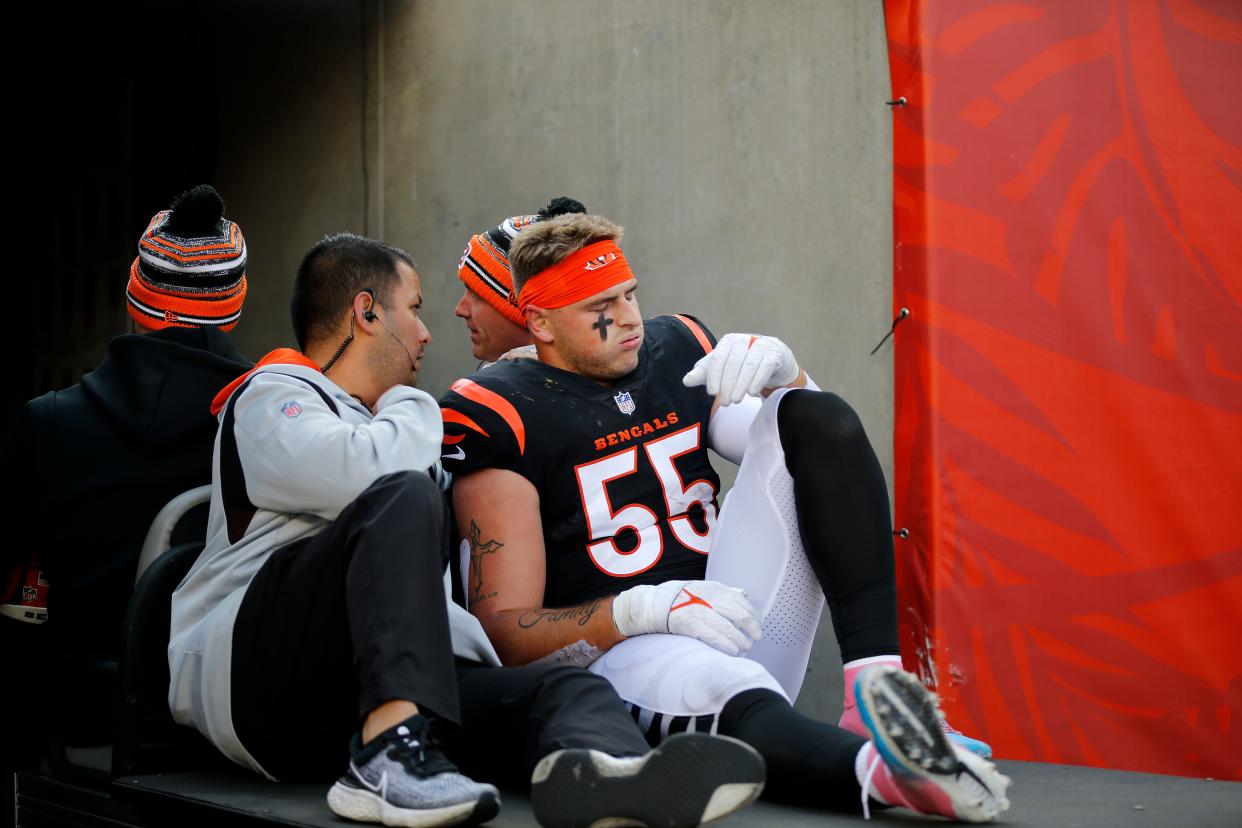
<box><xmin>871</xmin><ymin>308</ymin><xmax>911</xmax><ymax>355</ymax></box>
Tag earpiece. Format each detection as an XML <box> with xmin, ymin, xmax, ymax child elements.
<box><xmin>358</xmin><ymin>286</ymin><xmax>418</xmax><ymax>374</ymax></box>
<box><xmin>324</xmin><ymin>288</ymin><xmax>390</xmax><ymax>373</ymax></box>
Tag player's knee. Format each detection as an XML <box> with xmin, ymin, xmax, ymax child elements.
<box><xmin>778</xmin><ymin>390</ymin><xmax>866</xmax><ymax>450</ymax></box>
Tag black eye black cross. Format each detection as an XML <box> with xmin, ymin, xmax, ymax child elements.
<box><xmin>593</xmin><ymin>310</ymin><xmax>614</xmax><ymax>341</ymax></box>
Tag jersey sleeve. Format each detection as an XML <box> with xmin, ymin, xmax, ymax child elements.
<box><xmin>666</xmin><ymin>313</ymin><xmax>717</xmax><ymax>356</ymax></box>
<box><xmin>647</xmin><ymin>312</ymin><xmax>720</xmax><ymax>399</ymax></box>
<box><xmin>438</xmin><ymin>375</ymin><xmax>529</xmax><ymax>480</ymax></box>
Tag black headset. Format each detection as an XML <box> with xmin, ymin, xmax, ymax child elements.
<box><xmin>361</xmin><ymin>288</ymin><xmax>378</xmax><ymax>322</ymax></box>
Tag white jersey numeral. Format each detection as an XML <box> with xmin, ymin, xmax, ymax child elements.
<box><xmin>575</xmin><ymin>425</ymin><xmax>718</xmax><ymax>577</ymax></box>
<box><xmin>644</xmin><ymin>426</ymin><xmax>717</xmax><ymax>553</ymax></box>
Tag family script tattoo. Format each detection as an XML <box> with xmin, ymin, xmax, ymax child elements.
<box><xmin>517</xmin><ymin>601</ymin><xmax>601</xmax><ymax>629</ymax></box>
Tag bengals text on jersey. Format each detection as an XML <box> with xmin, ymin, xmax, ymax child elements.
<box><xmin>440</xmin><ymin>314</ymin><xmax>721</xmax><ymax>607</ymax></box>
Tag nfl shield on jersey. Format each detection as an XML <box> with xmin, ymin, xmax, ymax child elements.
<box><xmin>614</xmin><ymin>391</ymin><xmax>636</xmax><ymax>415</ymax></box>
<box><xmin>440</xmin><ymin>315</ymin><xmax>721</xmax><ymax>607</ymax></box>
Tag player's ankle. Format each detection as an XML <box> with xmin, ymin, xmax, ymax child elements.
<box><xmin>841</xmin><ymin>655</ymin><xmax>902</xmax><ymax>712</ymax></box>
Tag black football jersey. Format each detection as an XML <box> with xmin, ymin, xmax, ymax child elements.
<box><xmin>440</xmin><ymin>314</ymin><xmax>720</xmax><ymax>607</ymax></box>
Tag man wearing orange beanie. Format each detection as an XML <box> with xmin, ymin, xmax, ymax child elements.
<box><xmin>2</xmin><ymin>185</ymin><xmax>251</xmax><ymax>772</ymax></box>
<box><xmin>453</xmin><ymin>197</ymin><xmax>585</xmax><ymax>362</ymax></box>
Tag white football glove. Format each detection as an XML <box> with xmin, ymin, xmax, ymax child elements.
<box><xmin>682</xmin><ymin>333</ymin><xmax>801</xmax><ymax>405</ymax></box>
<box><xmin>612</xmin><ymin>579</ymin><xmax>762</xmax><ymax>656</ymax></box>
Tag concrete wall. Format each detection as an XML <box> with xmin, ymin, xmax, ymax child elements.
<box><xmin>220</xmin><ymin>0</ymin><xmax>893</xmax><ymax>721</ymax></box>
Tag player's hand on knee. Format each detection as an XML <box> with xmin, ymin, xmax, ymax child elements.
<box><xmin>667</xmin><ymin>580</ymin><xmax>763</xmax><ymax>655</ymax></box>
<box><xmin>612</xmin><ymin>579</ymin><xmax>762</xmax><ymax>656</ymax></box>
<box><xmin>682</xmin><ymin>333</ymin><xmax>801</xmax><ymax>405</ymax></box>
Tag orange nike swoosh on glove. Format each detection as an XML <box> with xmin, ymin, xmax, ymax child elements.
<box><xmin>671</xmin><ymin>589</ymin><xmax>714</xmax><ymax>612</ymax></box>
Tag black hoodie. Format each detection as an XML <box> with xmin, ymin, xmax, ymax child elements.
<box><xmin>3</xmin><ymin>326</ymin><xmax>249</xmax><ymax>739</ymax></box>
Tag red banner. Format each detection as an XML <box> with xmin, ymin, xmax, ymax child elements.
<box><xmin>885</xmin><ymin>0</ymin><xmax>1242</xmax><ymax>778</ymax></box>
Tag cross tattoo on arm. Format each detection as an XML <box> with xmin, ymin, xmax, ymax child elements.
<box><xmin>468</xmin><ymin>519</ymin><xmax>504</xmax><ymax>604</ymax></box>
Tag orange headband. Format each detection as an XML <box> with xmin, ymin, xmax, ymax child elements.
<box><xmin>517</xmin><ymin>240</ymin><xmax>634</xmax><ymax>314</ymax></box>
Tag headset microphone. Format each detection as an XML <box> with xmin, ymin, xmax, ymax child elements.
<box><xmin>384</xmin><ymin>322</ymin><xmax>418</xmax><ymax>373</ymax></box>
<box><xmin>324</xmin><ymin>288</ymin><xmax>411</xmax><ymax>374</ymax></box>
<box><xmin>363</xmin><ymin>292</ymin><xmax>418</xmax><ymax>373</ymax></box>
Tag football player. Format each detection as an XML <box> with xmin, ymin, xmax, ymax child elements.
<box><xmin>441</xmin><ymin>213</ymin><xmax>1011</xmax><ymax>821</ymax></box>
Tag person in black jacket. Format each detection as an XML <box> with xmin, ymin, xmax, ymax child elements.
<box><xmin>1</xmin><ymin>185</ymin><xmax>251</xmax><ymax>768</ymax></box>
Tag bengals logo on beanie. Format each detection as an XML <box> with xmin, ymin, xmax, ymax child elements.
<box><xmin>125</xmin><ymin>184</ymin><xmax>248</xmax><ymax>331</ymax></box>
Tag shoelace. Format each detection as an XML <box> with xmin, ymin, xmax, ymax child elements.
<box><xmin>859</xmin><ymin>752</ymin><xmax>883</xmax><ymax>821</ymax></box>
<box><xmin>388</xmin><ymin>731</ymin><xmax>458</xmax><ymax>778</ymax></box>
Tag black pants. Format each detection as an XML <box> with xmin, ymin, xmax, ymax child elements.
<box><xmin>720</xmin><ymin>689</ymin><xmax>866</xmax><ymax>811</ymax></box>
<box><xmin>231</xmin><ymin>471</ymin><xmax>647</xmax><ymax>782</ymax></box>
<box><xmin>445</xmin><ymin>659</ymin><xmax>649</xmax><ymax>786</ymax></box>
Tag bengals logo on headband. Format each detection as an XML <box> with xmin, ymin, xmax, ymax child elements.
<box><xmin>584</xmin><ymin>252</ymin><xmax>618</xmax><ymax>271</ymax></box>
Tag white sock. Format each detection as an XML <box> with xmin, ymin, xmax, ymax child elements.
<box><xmin>843</xmin><ymin>654</ymin><xmax>903</xmax><ymax>672</ymax></box>
<box><xmin>841</xmin><ymin>655</ymin><xmax>903</xmax><ymax>707</ymax></box>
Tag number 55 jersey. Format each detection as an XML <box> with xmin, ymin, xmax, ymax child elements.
<box><xmin>440</xmin><ymin>314</ymin><xmax>720</xmax><ymax>608</ymax></box>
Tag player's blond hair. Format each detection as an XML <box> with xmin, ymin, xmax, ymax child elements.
<box><xmin>511</xmin><ymin>214</ymin><xmax>624</xmax><ymax>296</ymax></box>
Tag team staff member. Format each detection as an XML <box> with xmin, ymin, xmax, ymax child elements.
<box><xmin>441</xmin><ymin>214</ymin><xmax>1010</xmax><ymax>822</ymax></box>
<box><xmin>168</xmin><ymin>232</ymin><xmax>764</xmax><ymax>828</ymax></box>
<box><xmin>453</xmin><ymin>197</ymin><xmax>585</xmax><ymax>363</ymax></box>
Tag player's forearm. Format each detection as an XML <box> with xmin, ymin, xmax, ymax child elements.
<box><xmin>476</xmin><ymin>596</ymin><xmax>624</xmax><ymax>666</ymax></box>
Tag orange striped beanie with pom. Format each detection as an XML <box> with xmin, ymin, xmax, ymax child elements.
<box><xmin>126</xmin><ymin>185</ymin><xmax>248</xmax><ymax>331</ymax></box>
<box><xmin>456</xmin><ymin>196</ymin><xmax>587</xmax><ymax>327</ymax></box>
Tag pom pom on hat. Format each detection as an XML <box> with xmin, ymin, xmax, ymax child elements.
<box><xmin>125</xmin><ymin>185</ymin><xmax>249</xmax><ymax>331</ymax></box>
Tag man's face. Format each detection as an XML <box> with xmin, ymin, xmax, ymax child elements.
<box><xmin>542</xmin><ymin>278</ymin><xmax>643</xmax><ymax>382</ymax></box>
<box><xmin>453</xmin><ymin>287</ymin><xmax>531</xmax><ymax>361</ymax></box>
<box><xmin>371</xmin><ymin>261</ymin><xmax>432</xmax><ymax>388</ymax></box>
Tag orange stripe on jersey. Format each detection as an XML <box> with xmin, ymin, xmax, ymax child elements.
<box><xmin>449</xmin><ymin>378</ymin><xmax>526</xmax><ymax>454</ymax></box>
<box><xmin>442</xmin><ymin>407</ymin><xmax>490</xmax><ymax>438</ymax></box>
<box><xmin>672</xmin><ymin>314</ymin><xmax>713</xmax><ymax>354</ymax></box>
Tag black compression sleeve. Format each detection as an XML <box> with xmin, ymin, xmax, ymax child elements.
<box><xmin>777</xmin><ymin>390</ymin><xmax>900</xmax><ymax>662</ymax></box>
<box><xmin>718</xmin><ymin>688</ymin><xmax>866</xmax><ymax>811</ymax></box>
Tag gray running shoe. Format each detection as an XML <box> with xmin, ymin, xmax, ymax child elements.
<box><xmin>530</xmin><ymin>731</ymin><xmax>765</xmax><ymax>828</ymax></box>
<box><xmin>856</xmin><ymin>666</ymin><xmax>1011</xmax><ymax>822</ymax></box>
<box><xmin>327</xmin><ymin>715</ymin><xmax>500</xmax><ymax>827</ymax></box>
